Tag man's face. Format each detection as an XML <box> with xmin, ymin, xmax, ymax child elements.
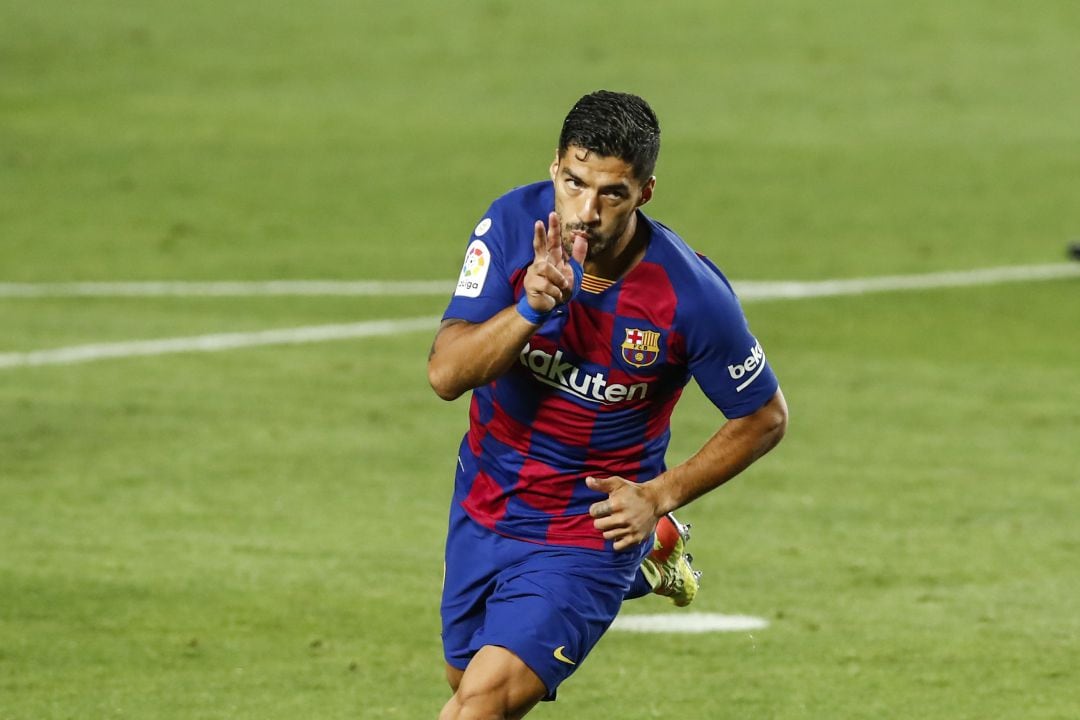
<box><xmin>550</xmin><ymin>146</ymin><xmax>654</xmax><ymax>260</ymax></box>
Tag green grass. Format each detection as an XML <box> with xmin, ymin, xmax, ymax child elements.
<box><xmin>3</xmin><ymin>1</ymin><xmax>1080</xmax><ymax>718</ymax></box>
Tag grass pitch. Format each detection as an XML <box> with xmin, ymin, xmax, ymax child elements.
<box><xmin>2</xmin><ymin>1</ymin><xmax>1079</xmax><ymax>718</ymax></box>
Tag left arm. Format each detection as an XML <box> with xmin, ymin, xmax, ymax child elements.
<box><xmin>588</xmin><ymin>388</ymin><xmax>788</xmax><ymax>550</ymax></box>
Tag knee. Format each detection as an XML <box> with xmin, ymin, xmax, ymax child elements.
<box><xmin>441</xmin><ymin>646</ymin><xmax>546</xmax><ymax>719</ymax></box>
<box><xmin>443</xmin><ymin>689</ymin><xmax>506</xmax><ymax>720</ymax></box>
<box><xmin>442</xmin><ymin>674</ymin><xmax>515</xmax><ymax>720</ymax></box>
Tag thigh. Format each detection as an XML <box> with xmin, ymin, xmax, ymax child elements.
<box><xmin>442</xmin><ymin>506</ymin><xmax>649</xmax><ymax>700</ymax></box>
<box><xmin>442</xmin><ymin>645</ymin><xmax>547</xmax><ymax>720</ymax></box>
<box><xmin>474</xmin><ymin>544</ymin><xmax>643</xmax><ymax>700</ymax></box>
<box><xmin>441</xmin><ymin>503</ymin><xmax>499</xmax><ymax>672</ymax></box>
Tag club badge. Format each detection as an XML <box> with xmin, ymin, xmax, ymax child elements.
<box><xmin>621</xmin><ymin>328</ymin><xmax>661</xmax><ymax>368</ymax></box>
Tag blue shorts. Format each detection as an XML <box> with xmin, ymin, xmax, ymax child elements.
<box><xmin>441</xmin><ymin>502</ymin><xmax>650</xmax><ymax>700</ymax></box>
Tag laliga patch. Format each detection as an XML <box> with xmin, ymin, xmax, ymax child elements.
<box><xmin>455</xmin><ymin>239</ymin><xmax>490</xmax><ymax>297</ymax></box>
<box><xmin>621</xmin><ymin>327</ymin><xmax>662</xmax><ymax>369</ymax></box>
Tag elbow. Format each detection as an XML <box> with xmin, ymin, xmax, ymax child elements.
<box><xmin>771</xmin><ymin>407</ymin><xmax>788</xmax><ymax>447</ymax></box>
<box><xmin>426</xmin><ymin>320</ymin><xmax>471</xmax><ymax>401</ymax></box>
<box><xmin>428</xmin><ymin>362</ymin><xmax>464</xmax><ymax>402</ymax></box>
<box><xmin>761</xmin><ymin>389</ymin><xmax>789</xmax><ymax>451</ymax></box>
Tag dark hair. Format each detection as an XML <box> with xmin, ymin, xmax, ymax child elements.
<box><xmin>558</xmin><ymin>90</ymin><xmax>660</xmax><ymax>184</ymax></box>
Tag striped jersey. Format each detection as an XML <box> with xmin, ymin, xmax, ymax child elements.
<box><xmin>442</xmin><ymin>181</ymin><xmax>779</xmax><ymax>551</ymax></box>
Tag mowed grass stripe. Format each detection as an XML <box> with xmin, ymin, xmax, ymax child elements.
<box><xmin>1</xmin><ymin>263</ymin><xmax>1076</xmax><ymax>369</ymax></box>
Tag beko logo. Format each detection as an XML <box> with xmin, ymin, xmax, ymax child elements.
<box><xmin>728</xmin><ymin>340</ymin><xmax>766</xmax><ymax>392</ymax></box>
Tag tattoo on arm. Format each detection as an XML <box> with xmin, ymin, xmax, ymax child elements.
<box><xmin>429</xmin><ymin>319</ymin><xmax>466</xmax><ymax>360</ymax></box>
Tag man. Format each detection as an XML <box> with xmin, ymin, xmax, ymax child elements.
<box><xmin>428</xmin><ymin>91</ymin><xmax>788</xmax><ymax>719</ymax></box>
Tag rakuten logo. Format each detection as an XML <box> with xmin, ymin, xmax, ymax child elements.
<box><xmin>728</xmin><ymin>340</ymin><xmax>766</xmax><ymax>392</ymax></box>
<box><xmin>519</xmin><ymin>343</ymin><xmax>648</xmax><ymax>404</ymax></box>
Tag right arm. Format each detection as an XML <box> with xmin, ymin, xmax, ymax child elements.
<box><xmin>427</xmin><ymin>211</ymin><xmax>586</xmax><ymax>401</ymax></box>
<box><xmin>427</xmin><ymin>311</ymin><xmax>541</xmax><ymax>401</ymax></box>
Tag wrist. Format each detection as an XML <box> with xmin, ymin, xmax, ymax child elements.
<box><xmin>567</xmin><ymin>258</ymin><xmax>584</xmax><ymax>301</ymax></box>
<box><xmin>642</xmin><ymin>476</ymin><xmax>677</xmax><ymax>517</ymax></box>
<box><xmin>515</xmin><ymin>294</ymin><xmax>553</xmax><ymax>325</ymax></box>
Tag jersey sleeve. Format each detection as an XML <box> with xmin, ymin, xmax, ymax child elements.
<box><xmin>684</xmin><ymin>264</ymin><xmax>779</xmax><ymax>418</ymax></box>
<box><xmin>441</xmin><ymin>204</ymin><xmax>516</xmax><ymax>324</ymax></box>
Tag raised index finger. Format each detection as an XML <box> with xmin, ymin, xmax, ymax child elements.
<box><xmin>532</xmin><ymin>219</ymin><xmax>548</xmax><ymax>260</ymax></box>
<box><xmin>545</xmin><ymin>211</ymin><xmax>564</xmax><ymax>263</ymax></box>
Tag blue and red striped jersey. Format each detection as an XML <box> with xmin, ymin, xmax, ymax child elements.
<box><xmin>442</xmin><ymin>182</ymin><xmax>779</xmax><ymax>551</ymax></box>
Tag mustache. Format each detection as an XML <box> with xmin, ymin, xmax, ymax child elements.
<box><xmin>563</xmin><ymin>223</ymin><xmax>597</xmax><ymax>239</ymax></box>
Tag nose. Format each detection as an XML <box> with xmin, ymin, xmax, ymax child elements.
<box><xmin>577</xmin><ymin>192</ymin><xmax>600</xmax><ymax>225</ymax></box>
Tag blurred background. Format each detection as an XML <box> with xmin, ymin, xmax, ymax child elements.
<box><xmin>2</xmin><ymin>1</ymin><xmax>1078</xmax><ymax>718</ymax></box>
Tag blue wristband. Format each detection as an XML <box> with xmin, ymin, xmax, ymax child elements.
<box><xmin>516</xmin><ymin>294</ymin><xmax>553</xmax><ymax>324</ymax></box>
<box><xmin>566</xmin><ymin>258</ymin><xmax>584</xmax><ymax>301</ymax></box>
<box><xmin>516</xmin><ymin>258</ymin><xmax>585</xmax><ymax>324</ymax></box>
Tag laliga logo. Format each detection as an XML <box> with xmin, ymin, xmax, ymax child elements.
<box><xmin>727</xmin><ymin>341</ymin><xmax>766</xmax><ymax>392</ymax></box>
<box><xmin>455</xmin><ymin>240</ymin><xmax>490</xmax><ymax>298</ymax></box>
<box><xmin>462</xmin><ymin>246</ymin><xmax>486</xmax><ymax>277</ymax></box>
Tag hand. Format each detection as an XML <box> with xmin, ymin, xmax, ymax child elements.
<box><xmin>586</xmin><ymin>476</ymin><xmax>661</xmax><ymax>551</ymax></box>
<box><xmin>523</xmin><ymin>212</ymin><xmax>588</xmax><ymax>313</ymax></box>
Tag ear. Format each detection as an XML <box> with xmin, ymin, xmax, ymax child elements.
<box><xmin>549</xmin><ymin>151</ymin><xmax>560</xmax><ymax>181</ymax></box>
<box><xmin>637</xmin><ymin>176</ymin><xmax>656</xmax><ymax>207</ymax></box>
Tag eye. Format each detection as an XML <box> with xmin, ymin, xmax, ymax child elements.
<box><xmin>566</xmin><ymin>177</ymin><xmax>582</xmax><ymax>189</ymax></box>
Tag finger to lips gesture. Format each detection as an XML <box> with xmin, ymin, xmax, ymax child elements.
<box><xmin>524</xmin><ymin>211</ymin><xmax>572</xmax><ymax>312</ymax></box>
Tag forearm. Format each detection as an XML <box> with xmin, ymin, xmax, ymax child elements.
<box><xmin>427</xmin><ymin>308</ymin><xmax>540</xmax><ymax>401</ymax></box>
<box><xmin>645</xmin><ymin>389</ymin><xmax>788</xmax><ymax>514</ymax></box>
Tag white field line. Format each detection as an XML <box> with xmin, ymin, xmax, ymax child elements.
<box><xmin>0</xmin><ymin>317</ymin><xmax>441</xmax><ymax>369</ymax></box>
<box><xmin>0</xmin><ymin>263</ymin><xmax>1076</xmax><ymax>370</ymax></box>
<box><xmin>0</xmin><ymin>280</ymin><xmax>452</xmax><ymax>298</ymax></box>
<box><xmin>610</xmin><ymin>612</ymin><xmax>769</xmax><ymax>634</ymax></box>
<box><xmin>734</xmin><ymin>262</ymin><xmax>1080</xmax><ymax>301</ymax></box>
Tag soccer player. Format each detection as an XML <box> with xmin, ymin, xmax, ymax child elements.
<box><xmin>428</xmin><ymin>91</ymin><xmax>788</xmax><ymax>719</ymax></box>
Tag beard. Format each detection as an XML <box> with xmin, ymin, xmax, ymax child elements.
<box><xmin>561</xmin><ymin>222</ymin><xmax>620</xmax><ymax>260</ymax></box>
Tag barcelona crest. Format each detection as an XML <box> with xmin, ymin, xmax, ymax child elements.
<box><xmin>621</xmin><ymin>328</ymin><xmax>661</xmax><ymax>368</ymax></box>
